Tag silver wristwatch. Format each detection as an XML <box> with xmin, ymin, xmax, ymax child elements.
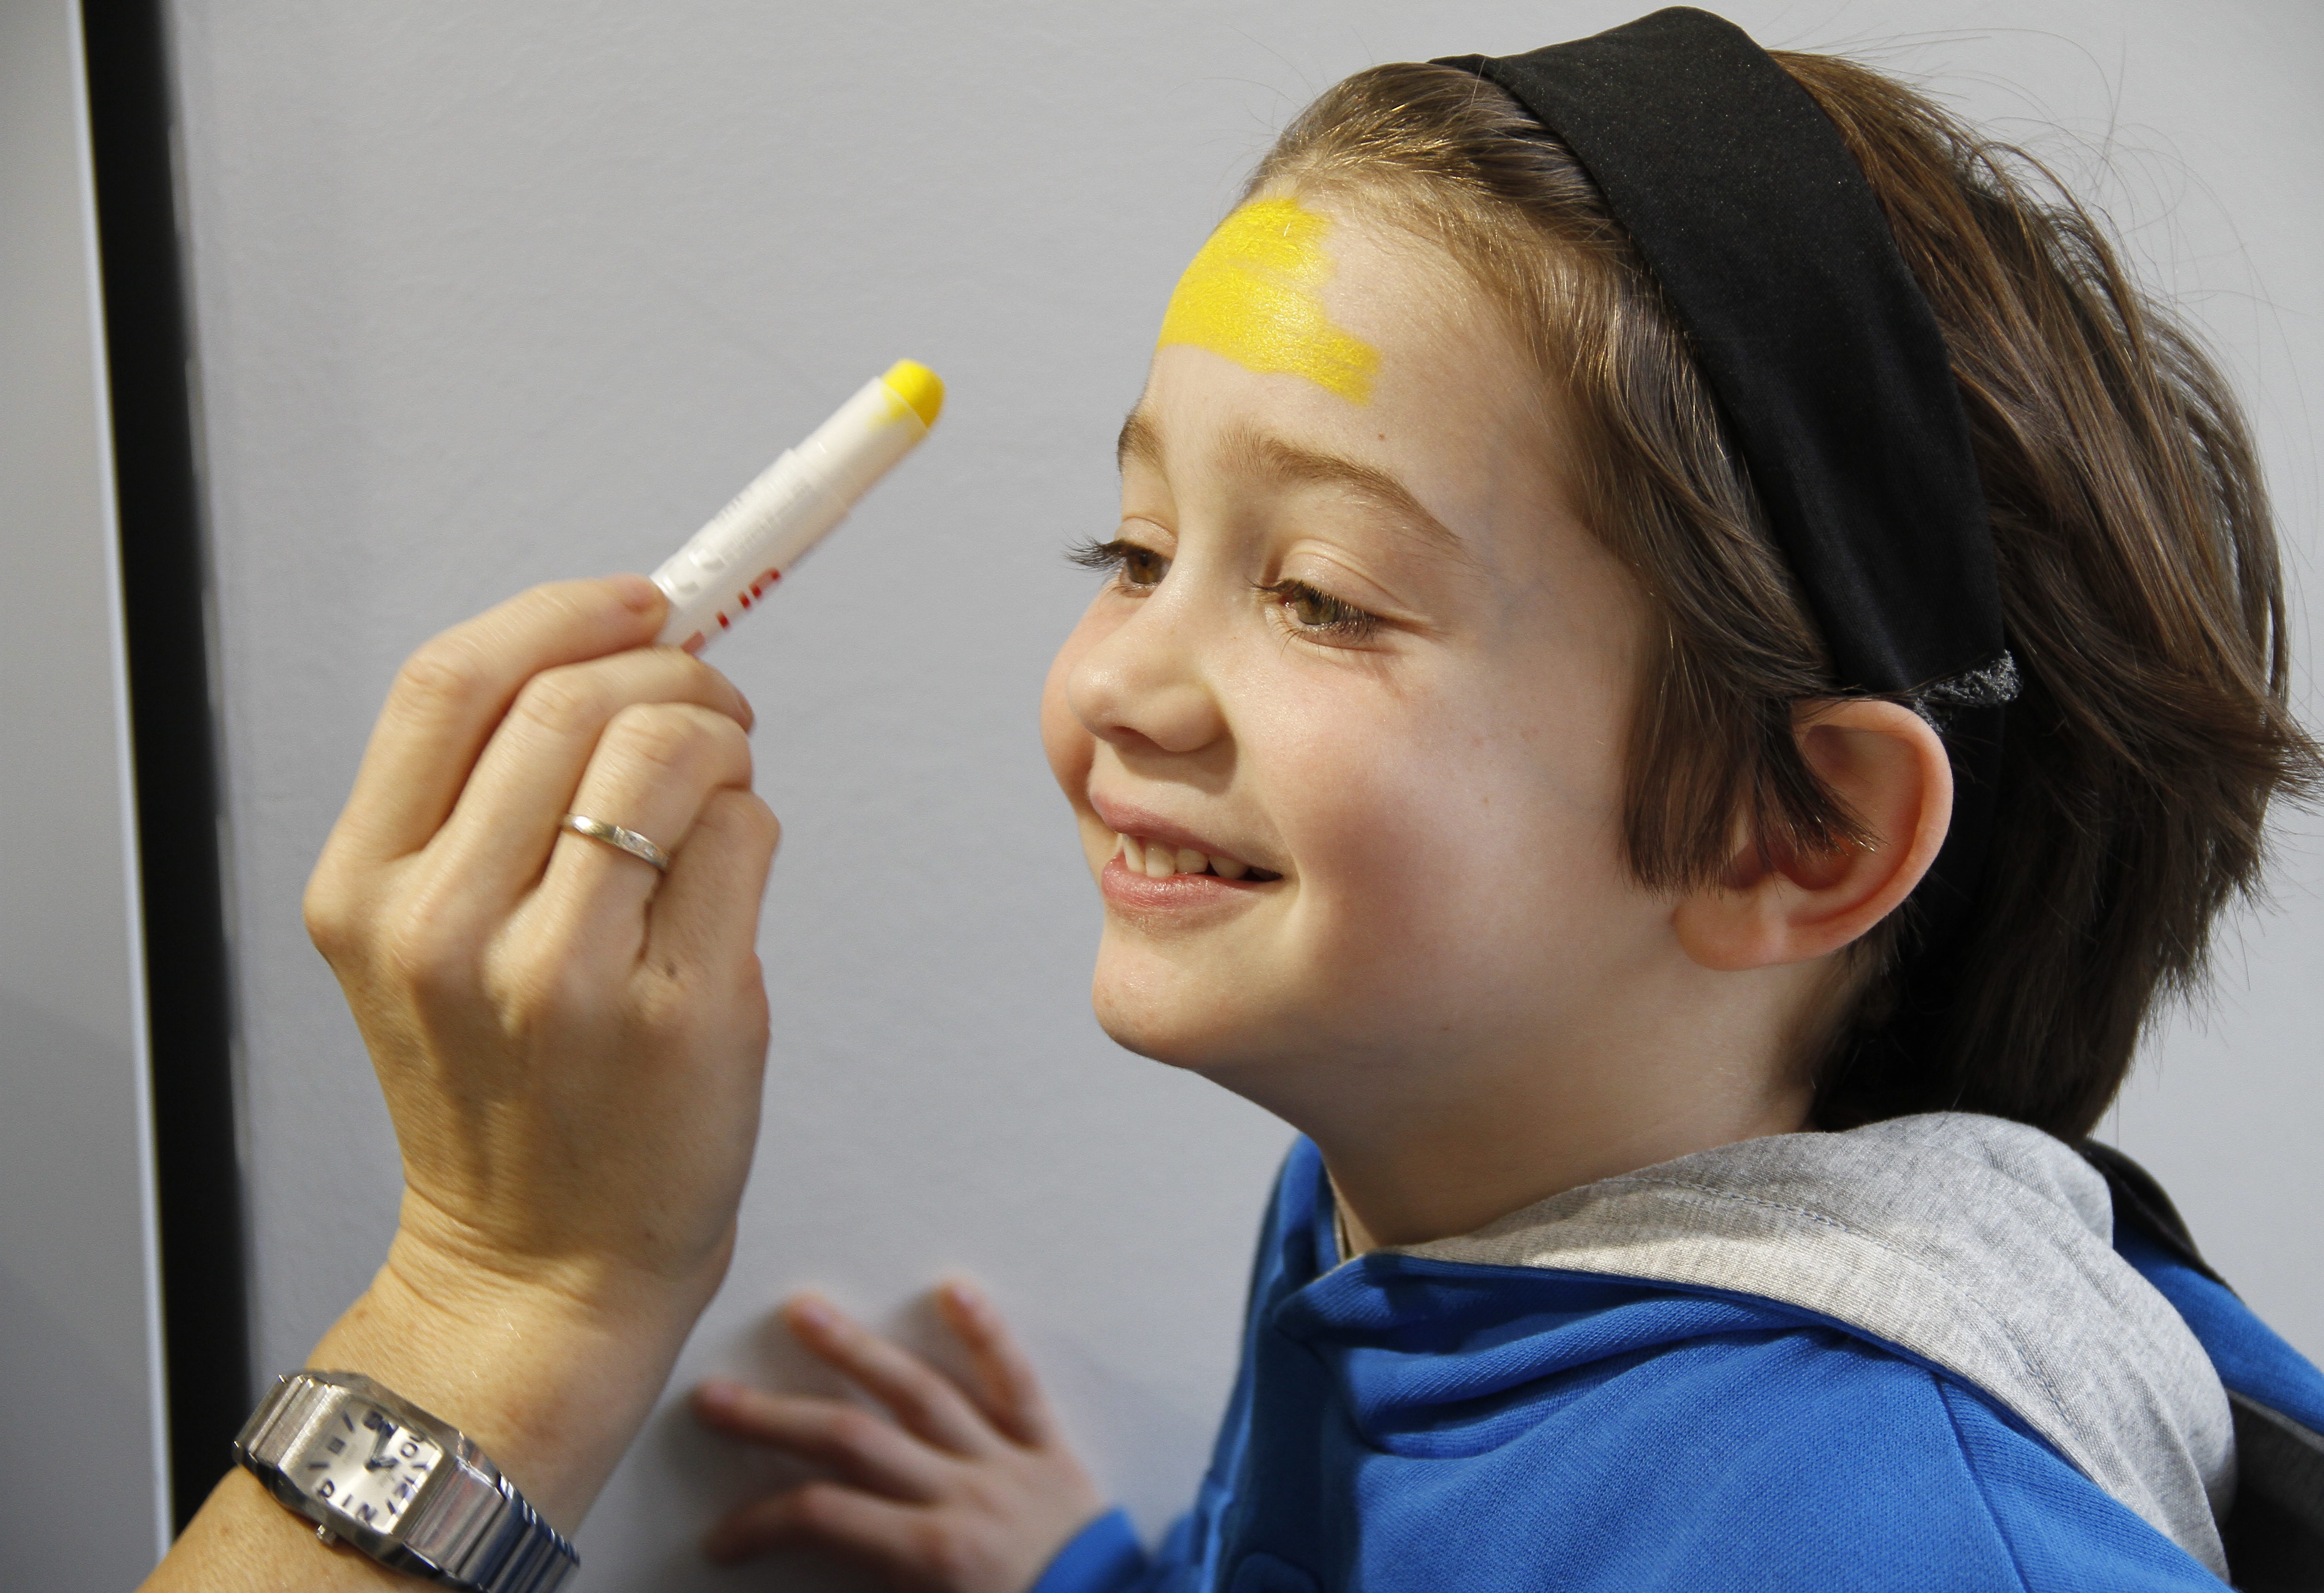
<box><xmin>234</xmin><ymin>1370</ymin><xmax>579</xmax><ymax>1592</ymax></box>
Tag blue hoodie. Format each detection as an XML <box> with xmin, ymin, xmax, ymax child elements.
<box><xmin>1033</xmin><ymin>1115</ymin><xmax>2324</xmax><ymax>1592</ymax></box>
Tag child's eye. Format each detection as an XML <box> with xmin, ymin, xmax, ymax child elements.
<box><xmin>1067</xmin><ymin>537</ymin><xmax>1170</xmax><ymax>590</ymax></box>
<box><xmin>1259</xmin><ymin>578</ymin><xmax>1381</xmax><ymax>644</ymax></box>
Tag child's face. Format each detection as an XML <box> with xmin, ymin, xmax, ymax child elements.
<box><xmin>1041</xmin><ymin>195</ymin><xmax>1669</xmax><ymax>1101</ymax></box>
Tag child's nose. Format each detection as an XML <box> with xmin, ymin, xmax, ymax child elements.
<box><xmin>1067</xmin><ymin>599</ymin><xmax>1226</xmax><ymax>756</ymax></box>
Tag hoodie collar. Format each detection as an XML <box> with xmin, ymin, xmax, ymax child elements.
<box><xmin>1341</xmin><ymin>1114</ymin><xmax>2238</xmax><ymax>1576</ymax></box>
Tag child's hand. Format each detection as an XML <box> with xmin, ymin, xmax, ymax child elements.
<box><xmin>692</xmin><ymin>1279</ymin><xmax>1107</xmax><ymax>1593</ymax></box>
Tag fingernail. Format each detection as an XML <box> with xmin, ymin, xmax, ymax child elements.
<box><xmin>944</xmin><ymin>1277</ymin><xmax>984</xmax><ymax>1310</ymax></box>
<box><xmin>789</xmin><ymin>1295</ymin><xmax>838</xmax><ymax>1333</ymax></box>
<box><xmin>609</xmin><ymin>572</ymin><xmax>661</xmax><ymax>613</ymax></box>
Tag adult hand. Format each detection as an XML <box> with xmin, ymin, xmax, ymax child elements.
<box><xmin>148</xmin><ymin>577</ymin><xmax>781</xmax><ymax>1590</ymax></box>
<box><xmin>693</xmin><ymin>1278</ymin><xmax>1106</xmax><ymax>1593</ymax></box>
<box><xmin>305</xmin><ymin>574</ymin><xmax>776</xmax><ymax>1348</ymax></box>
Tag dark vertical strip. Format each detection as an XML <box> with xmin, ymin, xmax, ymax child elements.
<box><xmin>80</xmin><ymin>0</ymin><xmax>250</xmax><ymax>1534</ymax></box>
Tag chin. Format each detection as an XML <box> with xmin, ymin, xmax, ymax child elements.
<box><xmin>1088</xmin><ymin>946</ymin><xmax>1265</xmax><ymax>1075</ymax></box>
<box><xmin>1090</xmin><ymin>977</ymin><xmax>1213</xmax><ymax>1072</ymax></box>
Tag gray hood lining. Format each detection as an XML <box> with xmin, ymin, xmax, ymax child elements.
<box><xmin>1394</xmin><ymin>1113</ymin><xmax>2235</xmax><ymax>1577</ymax></box>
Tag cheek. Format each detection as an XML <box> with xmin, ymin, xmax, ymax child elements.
<box><xmin>1275</xmin><ymin>661</ymin><xmax>1641</xmax><ymax>979</ymax></box>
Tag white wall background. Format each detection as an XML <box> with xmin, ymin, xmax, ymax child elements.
<box><xmin>159</xmin><ymin>2</ymin><xmax>2322</xmax><ymax>1586</ymax></box>
<box><xmin>0</xmin><ymin>0</ymin><xmax>171</xmax><ymax>1582</ymax></box>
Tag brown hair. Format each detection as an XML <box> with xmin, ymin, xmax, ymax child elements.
<box><xmin>1249</xmin><ymin>54</ymin><xmax>2317</xmax><ymax>1138</ymax></box>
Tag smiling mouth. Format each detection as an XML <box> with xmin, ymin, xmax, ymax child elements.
<box><xmin>1111</xmin><ymin>832</ymin><xmax>1283</xmax><ymax>883</ymax></box>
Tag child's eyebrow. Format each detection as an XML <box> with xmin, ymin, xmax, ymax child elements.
<box><xmin>1223</xmin><ymin>422</ymin><xmax>1468</xmax><ymax>560</ymax></box>
<box><xmin>1117</xmin><ymin>409</ymin><xmax>1165</xmax><ymax>474</ymax></box>
<box><xmin>1116</xmin><ymin>409</ymin><xmax>1468</xmax><ymax>560</ymax></box>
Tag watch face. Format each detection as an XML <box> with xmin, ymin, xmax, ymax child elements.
<box><xmin>302</xmin><ymin>1403</ymin><xmax>444</xmax><ymax>1532</ymax></box>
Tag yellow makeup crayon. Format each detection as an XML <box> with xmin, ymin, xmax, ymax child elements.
<box><xmin>651</xmin><ymin>360</ymin><xmax>946</xmax><ymax>652</ymax></box>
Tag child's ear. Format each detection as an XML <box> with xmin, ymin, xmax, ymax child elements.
<box><xmin>1671</xmin><ymin>700</ymin><xmax>1953</xmax><ymax>973</ymax></box>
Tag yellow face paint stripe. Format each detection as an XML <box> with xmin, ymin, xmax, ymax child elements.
<box><xmin>1156</xmin><ymin>198</ymin><xmax>1379</xmax><ymax>406</ymax></box>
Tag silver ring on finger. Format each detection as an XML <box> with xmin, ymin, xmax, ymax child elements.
<box><xmin>560</xmin><ymin>812</ymin><xmax>671</xmax><ymax>873</ymax></box>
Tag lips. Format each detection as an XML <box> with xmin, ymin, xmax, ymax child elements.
<box><xmin>1088</xmin><ymin>795</ymin><xmax>1283</xmax><ymax>884</ymax></box>
<box><xmin>1087</xmin><ymin>795</ymin><xmax>1284</xmax><ymax>918</ymax></box>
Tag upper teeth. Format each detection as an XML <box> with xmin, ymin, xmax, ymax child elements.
<box><xmin>1115</xmin><ymin>833</ymin><xmax>1249</xmax><ymax>880</ymax></box>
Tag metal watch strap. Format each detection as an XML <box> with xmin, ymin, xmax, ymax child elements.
<box><xmin>236</xmin><ymin>1371</ymin><xmax>579</xmax><ymax>1593</ymax></box>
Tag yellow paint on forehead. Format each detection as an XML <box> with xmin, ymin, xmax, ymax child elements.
<box><xmin>1156</xmin><ymin>197</ymin><xmax>1379</xmax><ymax>406</ymax></box>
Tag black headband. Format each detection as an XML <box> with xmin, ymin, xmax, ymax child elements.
<box><xmin>1438</xmin><ymin>8</ymin><xmax>2016</xmax><ymax>990</ymax></box>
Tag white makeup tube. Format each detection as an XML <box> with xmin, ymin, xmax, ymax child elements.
<box><xmin>650</xmin><ymin>360</ymin><xmax>945</xmax><ymax>652</ymax></box>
